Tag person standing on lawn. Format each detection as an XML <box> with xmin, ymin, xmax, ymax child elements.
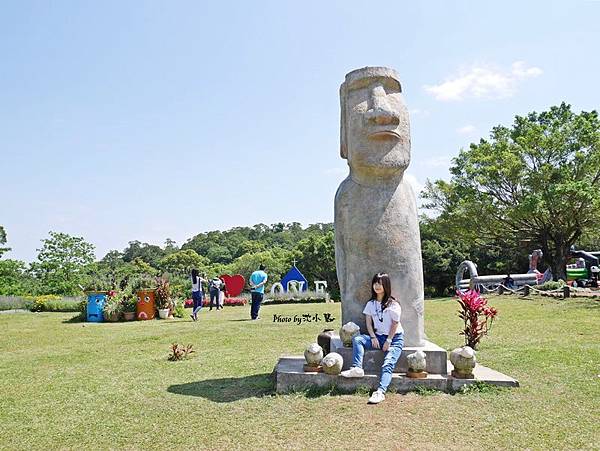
<box><xmin>209</xmin><ymin>276</ymin><xmax>223</xmax><ymax>311</ymax></box>
<box><xmin>249</xmin><ymin>264</ymin><xmax>268</xmax><ymax>320</ymax></box>
<box><xmin>190</xmin><ymin>269</ymin><xmax>206</xmax><ymax>321</ymax></box>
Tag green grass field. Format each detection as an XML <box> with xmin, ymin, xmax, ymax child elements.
<box><xmin>1</xmin><ymin>296</ymin><xmax>598</xmax><ymax>450</ymax></box>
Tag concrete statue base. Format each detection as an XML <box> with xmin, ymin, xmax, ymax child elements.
<box><xmin>331</xmin><ymin>335</ymin><xmax>448</xmax><ymax>375</ymax></box>
<box><xmin>274</xmin><ymin>356</ymin><xmax>519</xmax><ymax>394</ymax></box>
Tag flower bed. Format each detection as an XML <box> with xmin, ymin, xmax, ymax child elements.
<box><xmin>185</xmin><ymin>297</ymin><xmax>248</xmax><ymax>307</ymax></box>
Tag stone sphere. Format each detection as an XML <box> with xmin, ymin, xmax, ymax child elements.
<box><xmin>321</xmin><ymin>352</ymin><xmax>344</xmax><ymax>375</ymax></box>
<box><xmin>407</xmin><ymin>350</ymin><xmax>427</xmax><ymax>372</ymax></box>
<box><xmin>339</xmin><ymin>322</ymin><xmax>360</xmax><ymax>347</ymax></box>
<box><xmin>450</xmin><ymin>346</ymin><xmax>477</xmax><ymax>373</ymax></box>
<box><xmin>304</xmin><ymin>343</ymin><xmax>323</xmax><ymax>366</ymax></box>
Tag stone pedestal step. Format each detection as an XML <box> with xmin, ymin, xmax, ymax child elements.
<box><xmin>274</xmin><ymin>356</ymin><xmax>519</xmax><ymax>394</ymax></box>
<box><xmin>331</xmin><ymin>336</ymin><xmax>448</xmax><ymax>375</ymax></box>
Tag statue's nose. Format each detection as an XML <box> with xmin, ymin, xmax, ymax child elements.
<box><xmin>365</xmin><ymin>85</ymin><xmax>399</xmax><ymax>126</ymax></box>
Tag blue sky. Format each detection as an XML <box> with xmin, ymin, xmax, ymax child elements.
<box><xmin>1</xmin><ymin>0</ymin><xmax>599</xmax><ymax>262</ymax></box>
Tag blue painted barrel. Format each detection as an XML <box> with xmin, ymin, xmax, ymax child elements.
<box><xmin>86</xmin><ymin>292</ymin><xmax>107</xmax><ymax>322</ymax></box>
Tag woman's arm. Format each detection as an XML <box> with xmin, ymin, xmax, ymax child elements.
<box><xmin>382</xmin><ymin>320</ymin><xmax>399</xmax><ymax>352</ymax></box>
<box><xmin>365</xmin><ymin>314</ymin><xmax>380</xmax><ymax>349</ymax></box>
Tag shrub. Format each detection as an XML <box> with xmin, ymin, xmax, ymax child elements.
<box><xmin>200</xmin><ymin>296</ymin><xmax>247</xmax><ymax>307</ymax></box>
<box><xmin>155</xmin><ymin>277</ymin><xmax>173</xmax><ymax>309</ymax></box>
<box><xmin>30</xmin><ymin>295</ymin><xmax>62</xmax><ymax>312</ymax></box>
<box><xmin>536</xmin><ymin>280</ymin><xmax>566</xmax><ymax>291</ymax></box>
<box><xmin>224</xmin><ymin>297</ymin><xmax>247</xmax><ymax>306</ymax></box>
<box><xmin>40</xmin><ymin>297</ymin><xmax>83</xmax><ymax>312</ymax></box>
<box><xmin>263</xmin><ymin>290</ymin><xmax>333</xmax><ymax>305</ymax></box>
<box><xmin>456</xmin><ymin>289</ymin><xmax>498</xmax><ymax>350</ymax></box>
<box><xmin>0</xmin><ymin>296</ymin><xmax>33</xmax><ymax>311</ymax></box>
<box><xmin>102</xmin><ymin>291</ymin><xmax>122</xmax><ymax>319</ymax></box>
<box><xmin>168</xmin><ymin>343</ymin><xmax>195</xmax><ymax>361</ymax></box>
<box><xmin>173</xmin><ymin>299</ymin><xmax>186</xmax><ymax>318</ymax></box>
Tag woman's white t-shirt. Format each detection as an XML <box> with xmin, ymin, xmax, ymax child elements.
<box><xmin>362</xmin><ymin>299</ymin><xmax>403</xmax><ymax>336</ymax></box>
<box><xmin>191</xmin><ymin>277</ymin><xmax>202</xmax><ymax>292</ymax></box>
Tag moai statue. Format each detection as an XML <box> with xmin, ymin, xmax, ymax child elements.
<box><xmin>335</xmin><ymin>67</ymin><xmax>425</xmax><ymax>347</ymax></box>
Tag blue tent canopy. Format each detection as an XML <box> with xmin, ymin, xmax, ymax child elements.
<box><xmin>280</xmin><ymin>265</ymin><xmax>308</xmax><ymax>292</ymax></box>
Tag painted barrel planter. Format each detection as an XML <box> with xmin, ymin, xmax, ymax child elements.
<box><xmin>86</xmin><ymin>292</ymin><xmax>107</xmax><ymax>322</ymax></box>
<box><xmin>136</xmin><ymin>290</ymin><xmax>156</xmax><ymax>320</ymax></box>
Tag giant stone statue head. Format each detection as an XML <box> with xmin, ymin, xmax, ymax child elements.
<box><xmin>340</xmin><ymin>67</ymin><xmax>410</xmax><ymax>178</ymax></box>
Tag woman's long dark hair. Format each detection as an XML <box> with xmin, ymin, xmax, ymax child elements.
<box><xmin>191</xmin><ymin>268</ymin><xmax>199</xmax><ymax>285</ymax></box>
<box><xmin>370</xmin><ymin>272</ymin><xmax>395</xmax><ymax>310</ymax></box>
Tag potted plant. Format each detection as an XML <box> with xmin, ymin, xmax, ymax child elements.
<box><xmin>103</xmin><ymin>291</ymin><xmax>122</xmax><ymax>322</ymax></box>
<box><xmin>155</xmin><ymin>276</ymin><xmax>173</xmax><ymax>319</ymax></box>
<box><xmin>121</xmin><ymin>287</ymin><xmax>137</xmax><ymax>321</ymax></box>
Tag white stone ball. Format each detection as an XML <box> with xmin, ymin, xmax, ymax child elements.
<box><xmin>321</xmin><ymin>352</ymin><xmax>344</xmax><ymax>375</ymax></box>
<box><xmin>339</xmin><ymin>322</ymin><xmax>360</xmax><ymax>347</ymax></box>
<box><xmin>304</xmin><ymin>343</ymin><xmax>324</xmax><ymax>366</ymax></box>
<box><xmin>460</xmin><ymin>346</ymin><xmax>475</xmax><ymax>359</ymax></box>
<box><xmin>407</xmin><ymin>350</ymin><xmax>427</xmax><ymax>372</ymax></box>
<box><xmin>450</xmin><ymin>346</ymin><xmax>477</xmax><ymax>373</ymax></box>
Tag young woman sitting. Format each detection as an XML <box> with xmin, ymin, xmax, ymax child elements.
<box><xmin>340</xmin><ymin>272</ymin><xmax>404</xmax><ymax>404</ymax></box>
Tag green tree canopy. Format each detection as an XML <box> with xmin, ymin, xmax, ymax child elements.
<box><xmin>159</xmin><ymin>249</ymin><xmax>210</xmax><ymax>276</ymax></box>
<box><xmin>0</xmin><ymin>259</ymin><xmax>36</xmax><ymax>295</ymax></box>
<box><xmin>226</xmin><ymin>249</ymin><xmax>293</xmax><ymax>288</ymax></box>
<box><xmin>31</xmin><ymin>231</ymin><xmax>96</xmax><ymax>295</ymax></box>
<box><xmin>122</xmin><ymin>241</ymin><xmax>165</xmax><ymax>267</ymax></box>
<box><xmin>0</xmin><ymin>226</ymin><xmax>11</xmax><ymax>257</ymax></box>
<box><xmin>423</xmin><ymin>103</ymin><xmax>600</xmax><ymax>280</ymax></box>
<box><xmin>294</xmin><ymin>230</ymin><xmax>338</xmax><ymax>297</ymax></box>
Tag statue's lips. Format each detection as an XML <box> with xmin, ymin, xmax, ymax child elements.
<box><xmin>368</xmin><ymin>130</ymin><xmax>401</xmax><ymax>139</ymax></box>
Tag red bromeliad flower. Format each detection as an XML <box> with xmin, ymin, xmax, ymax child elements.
<box><xmin>455</xmin><ymin>289</ymin><xmax>498</xmax><ymax>349</ymax></box>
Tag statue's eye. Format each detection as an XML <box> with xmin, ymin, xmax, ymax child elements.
<box><xmin>144</xmin><ymin>296</ymin><xmax>150</xmax><ymax>302</ymax></box>
<box><xmin>383</xmin><ymin>79</ymin><xmax>401</xmax><ymax>94</ymax></box>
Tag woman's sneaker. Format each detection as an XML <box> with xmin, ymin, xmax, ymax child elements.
<box><xmin>340</xmin><ymin>367</ymin><xmax>364</xmax><ymax>378</ymax></box>
<box><xmin>368</xmin><ymin>389</ymin><xmax>385</xmax><ymax>404</ymax></box>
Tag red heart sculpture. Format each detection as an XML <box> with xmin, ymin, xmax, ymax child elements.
<box><xmin>219</xmin><ymin>274</ymin><xmax>245</xmax><ymax>297</ymax></box>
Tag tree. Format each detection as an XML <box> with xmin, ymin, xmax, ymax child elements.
<box><xmin>294</xmin><ymin>230</ymin><xmax>339</xmax><ymax>298</ymax></box>
<box><xmin>122</xmin><ymin>241</ymin><xmax>165</xmax><ymax>267</ymax></box>
<box><xmin>31</xmin><ymin>231</ymin><xmax>95</xmax><ymax>295</ymax></box>
<box><xmin>423</xmin><ymin>103</ymin><xmax>600</xmax><ymax>280</ymax></box>
<box><xmin>159</xmin><ymin>249</ymin><xmax>209</xmax><ymax>276</ymax></box>
<box><xmin>0</xmin><ymin>226</ymin><xmax>10</xmax><ymax>257</ymax></box>
<box><xmin>420</xmin><ymin>218</ymin><xmax>469</xmax><ymax>296</ymax></box>
<box><xmin>0</xmin><ymin>259</ymin><xmax>37</xmax><ymax>295</ymax></box>
<box><xmin>227</xmin><ymin>249</ymin><xmax>293</xmax><ymax>287</ymax></box>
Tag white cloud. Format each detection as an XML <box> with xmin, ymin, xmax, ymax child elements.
<box><xmin>424</xmin><ymin>61</ymin><xmax>543</xmax><ymax>101</ymax></box>
<box><xmin>409</xmin><ymin>108</ymin><xmax>430</xmax><ymax>118</ymax></box>
<box><xmin>457</xmin><ymin>124</ymin><xmax>476</xmax><ymax>135</ymax></box>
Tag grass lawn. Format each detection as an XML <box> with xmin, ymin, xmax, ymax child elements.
<box><xmin>1</xmin><ymin>295</ymin><xmax>599</xmax><ymax>450</ymax></box>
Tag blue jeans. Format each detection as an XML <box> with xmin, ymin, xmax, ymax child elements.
<box><xmin>351</xmin><ymin>332</ymin><xmax>404</xmax><ymax>393</ymax></box>
<box><xmin>209</xmin><ymin>288</ymin><xmax>220</xmax><ymax>309</ymax></box>
<box><xmin>250</xmin><ymin>291</ymin><xmax>263</xmax><ymax>319</ymax></box>
<box><xmin>192</xmin><ymin>291</ymin><xmax>203</xmax><ymax>315</ymax></box>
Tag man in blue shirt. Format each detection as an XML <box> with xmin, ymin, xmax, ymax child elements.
<box><xmin>249</xmin><ymin>264</ymin><xmax>268</xmax><ymax>320</ymax></box>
